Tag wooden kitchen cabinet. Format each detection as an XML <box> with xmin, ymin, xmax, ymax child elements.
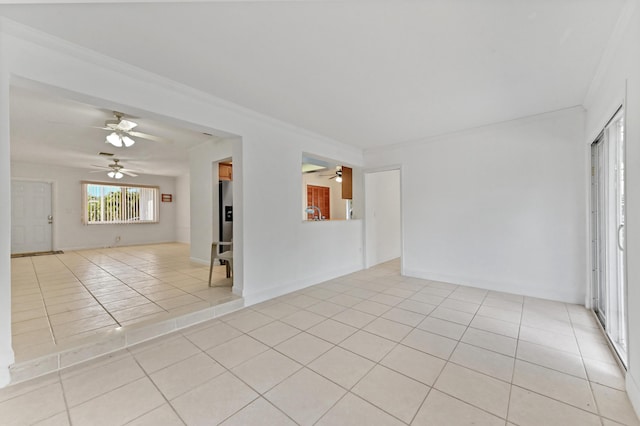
<box><xmin>219</xmin><ymin>163</ymin><xmax>233</xmax><ymax>181</ymax></box>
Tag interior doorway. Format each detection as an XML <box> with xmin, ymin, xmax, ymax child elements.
<box><xmin>218</xmin><ymin>160</ymin><xmax>233</xmax><ymax>252</ymax></box>
<box><xmin>591</xmin><ymin>106</ymin><xmax>627</xmax><ymax>366</ymax></box>
<box><xmin>11</xmin><ymin>180</ymin><xmax>53</xmax><ymax>254</ymax></box>
<box><xmin>364</xmin><ymin>169</ymin><xmax>401</xmax><ymax>268</ymax></box>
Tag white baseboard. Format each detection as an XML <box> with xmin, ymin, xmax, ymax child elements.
<box><xmin>59</xmin><ymin>240</ymin><xmax>178</xmax><ymax>252</ymax></box>
<box><xmin>0</xmin><ymin>367</ymin><xmax>10</xmax><ymax>388</ymax></box>
<box><xmin>626</xmin><ymin>371</ymin><xmax>640</xmax><ymax>421</ymax></box>
<box><xmin>189</xmin><ymin>257</ymin><xmax>209</xmax><ymax>266</ymax></box>
<box><xmin>367</xmin><ymin>253</ymin><xmax>400</xmax><ymax>268</ymax></box>
<box><xmin>403</xmin><ymin>268</ymin><xmax>584</xmax><ymax>304</ymax></box>
<box><xmin>0</xmin><ymin>347</ymin><xmax>15</xmax><ymax>388</ymax></box>
<box><xmin>243</xmin><ymin>264</ymin><xmax>363</xmax><ymax>306</ymax></box>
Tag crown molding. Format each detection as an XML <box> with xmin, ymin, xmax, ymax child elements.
<box><xmin>364</xmin><ymin>105</ymin><xmax>585</xmax><ymax>155</ymax></box>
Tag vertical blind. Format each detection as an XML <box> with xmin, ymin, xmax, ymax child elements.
<box><xmin>82</xmin><ymin>182</ymin><xmax>159</xmax><ymax>224</ymax></box>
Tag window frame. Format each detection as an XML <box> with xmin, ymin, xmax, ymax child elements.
<box><xmin>81</xmin><ymin>181</ymin><xmax>160</xmax><ymax>225</ymax></box>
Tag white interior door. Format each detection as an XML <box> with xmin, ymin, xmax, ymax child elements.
<box><xmin>591</xmin><ymin>107</ymin><xmax>627</xmax><ymax>366</ymax></box>
<box><xmin>11</xmin><ymin>181</ymin><xmax>53</xmax><ymax>254</ymax></box>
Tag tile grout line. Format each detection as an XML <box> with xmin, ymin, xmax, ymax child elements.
<box><xmin>194</xmin><ymin>272</ymin><xmax>618</xmax><ymax>423</ymax></box>
<box><xmin>7</xmin><ymin>257</ymin><xmax>634</xmax><ymax>425</ymax></box>
<box><xmin>56</xmin><ymin>369</ymin><xmax>74</xmax><ymax>426</ymax></box>
<box><xmin>306</xmin><ymin>280</ymin><xmax>491</xmax><ymax>424</ymax></box>
<box><xmin>424</xmin><ymin>285</ymin><xmax>515</xmax><ymax>423</ymax></box>
<box><xmin>27</xmin><ymin>256</ymin><xmax>57</xmax><ymax>347</ymax></box>
<box><xmin>566</xmin><ymin>302</ymin><xmax>606</xmax><ymax>424</ymax></box>
<box><xmin>52</xmin><ymin>250</ymin><xmax>127</xmax><ymax>329</ymax></box>
<box><xmin>167</xmin><ymin>268</ymin><xmax>626</xmax><ymax>423</ymax></box>
<box><xmin>504</xmin><ymin>293</ymin><xmax>526</xmax><ymax>425</ymax></box>
<box><xmin>192</xmin><ymin>325</ymin><xmax>303</xmax><ymax>425</ymax></box>
<box><xmin>12</xmin><ymin>244</ymin><xmax>236</xmax><ymax>359</ymax></box>
<box><xmin>127</xmin><ymin>354</ymin><xmax>189</xmax><ymax>426</ymax></box>
<box><xmin>209</xmin><ymin>288</ymin><xmax>409</xmax><ymax>424</ymax></box>
<box><xmin>70</xmin><ymin>249</ymin><xmax>168</xmax><ymax>327</ymax></box>
<box><xmin>295</xmin><ymin>311</ymin><xmax>408</xmax><ymax>423</ymax></box>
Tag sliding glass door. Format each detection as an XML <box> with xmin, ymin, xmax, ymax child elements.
<box><xmin>591</xmin><ymin>107</ymin><xmax>627</xmax><ymax>365</ymax></box>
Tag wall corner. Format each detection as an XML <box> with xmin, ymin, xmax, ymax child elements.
<box><xmin>626</xmin><ymin>370</ymin><xmax>640</xmax><ymax>420</ymax></box>
<box><xmin>0</xmin><ymin>28</ymin><xmax>15</xmax><ymax>388</ymax></box>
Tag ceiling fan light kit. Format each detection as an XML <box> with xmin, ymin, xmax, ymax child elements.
<box><xmin>91</xmin><ymin>158</ymin><xmax>139</xmax><ymax>179</ymax></box>
<box><xmin>106</xmin><ymin>131</ymin><xmax>136</xmax><ymax>148</ymax></box>
<box><xmin>103</xmin><ymin>113</ymin><xmax>141</xmax><ymax>148</ymax></box>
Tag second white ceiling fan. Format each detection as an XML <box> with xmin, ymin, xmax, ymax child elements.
<box><xmin>91</xmin><ymin>159</ymin><xmax>138</xmax><ymax>179</ymax></box>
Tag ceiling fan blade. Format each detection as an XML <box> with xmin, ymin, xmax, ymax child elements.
<box><xmin>90</xmin><ymin>165</ymin><xmax>112</xmax><ymax>169</ymax></box>
<box><xmin>121</xmin><ymin>170</ymin><xmax>138</xmax><ymax>177</ymax></box>
<box><xmin>117</xmin><ymin>119</ymin><xmax>138</xmax><ymax>131</ymax></box>
<box><xmin>128</xmin><ymin>131</ymin><xmax>172</xmax><ymax>144</ymax></box>
<box><xmin>48</xmin><ymin>120</ymin><xmax>113</xmax><ymax>132</ymax></box>
<box><xmin>88</xmin><ymin>170</ymin><xmax>104</xmax><ymax>174</ymax></box>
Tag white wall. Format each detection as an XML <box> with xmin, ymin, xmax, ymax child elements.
<box><xmin>0</xmin><ymin>21</ymin><xmax>366</xmax><ymax>383</ymax></box>
<box><xmin>365</xmin><ymin>107</ymin><xmax>587</xmax><ymax>303</ymax></box>
<box><xmin>11</xmin><ymin>161</ymin><xmax>178</xmax><ymax>251</ymax></box>
<box><xmin>582</xmin><ymin>0</ymin><xmax>640</xmax><ymax>415</ymax></box>
<box><xmin>175</xmin><ymin>173</ymin><xmax>190</xmax><ymax>243</ymax></box>
<box><xmin>0</xmin><ymin>29</ymin><xmax>14</xmax><ymax>387</ymax></box>
<box><xmin>365</xmin><ymin>169</ymin><xmax>401</xmax><ymax>267</ymax></box>
<box><xmin>240</xmin><ymin>123</ymin><xmax>364</xmax><ymax>304</ymax></box>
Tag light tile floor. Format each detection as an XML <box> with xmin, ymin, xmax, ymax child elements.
<box><xmin>11</xmin><ymin>243</ymin><xmax>237</xmax><ymax>362</ymax></box>
<box><xmin>2</xmin><ymin>259</ymin><xmax>639</xmax><ymax>425</ymax></box>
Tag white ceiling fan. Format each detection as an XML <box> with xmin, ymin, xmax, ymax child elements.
<box><xmin>99</xmin><ymin>112</ymin><xmax>171</xmax><ymax>147</ymax></box>
<box><xmin>320</xmin><ymin>166</ymin><xmax>343</xmax><ymax>182</ymax></box>
<box><xmin>90</xmin><ymin>159</ymin><xmax>138</xmax><ymax>179</ymax></box>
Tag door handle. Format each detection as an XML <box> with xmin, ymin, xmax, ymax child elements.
<box><xmin>618</xmin><ymin>224</ymin><xmax>624</xmax><ymax>251</ymax></box>
<box><xmin>48</xmin><ymin>215</ymin><xmax>53</xmax><ymax>225</ymax></box>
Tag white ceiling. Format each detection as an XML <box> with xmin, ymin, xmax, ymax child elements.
<box><xmin>1</xmin><ymin>1</ymin><xmax>626</xmax><ymax>155</ymax></box>
<box><xmin>10</xmin><ymin>85</ymin><xmax>217</xmax><ymax>176</ymax></box>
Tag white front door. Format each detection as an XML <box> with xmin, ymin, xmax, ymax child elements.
<box><xmin>11</xmin><ymin>180</ymin><xmax>53</xmax><ymax>254</ymax></box>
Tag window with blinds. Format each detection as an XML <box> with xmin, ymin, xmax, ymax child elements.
<box><xmin>82</xmin><ymin>182</ymin><xmax>159</xmax><ymax>224</ymax></box>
